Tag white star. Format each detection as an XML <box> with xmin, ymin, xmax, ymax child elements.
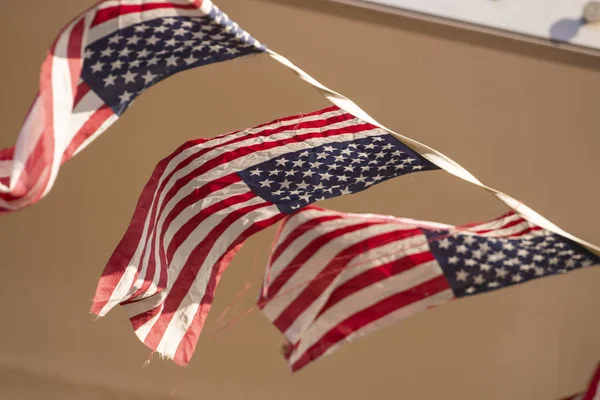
<box><xmin>488</xmin><ymin>282</ymin><xmax>500</xmax><ymax>288</ymax></box>
<box><xmin>110</xmin><ymin>59</ymin><xmax>124</xmax><ymax>70</ymax></box>
<box><xmin>119</xmin><ymin>91</ymin><xmax>133</xmax><ymax>103</ymax></box>
<box><xmin>533</xmin><ymin>254</ymin><xmax>544</xmax><ymax>262</ymax></box>
<box><xmin>355</xmin><ymin>175</ymin><xmax>367</xmax><ymax>184</ymax></box>
<box><xmin>212</xmin><ymin>33</ymin><xmax>226</xmax><ymax>40</ymax></box>
<box><xmin>479</xmin><ymin>243</ymin><xmax>491</xmax><ymax>253</ymax></box>
<box><xmin>373</xmin><ymin>174</ymin><xmax>383</xmax><ymax>181</ymax></box>
<box><xmin>339</xmin><ymin>187</ymin><xmax>352</xmax><ymax>195</ymax></box>
<box><xmin>517</xmin><ymin>249</ymin><xmax>529</xmax><ymax>258</ymax></box>
<box><xmin>534</xmin><ymin>267</ymin><xmax>545</xmax><ymax>276</ymax></box>
<box><xmin>378</xmin><ymin>165</ymin><xmax>388</xmax><ymax>171</ymax></box>
<box><xmin>289</xmin><ymin>189</ymin><xmax>300</xmax><ymax>196</ymax></box>
<box><xmin>456</xmin><ymin>245</ymin><xmax>468</xmax><ymax>254</ymax></box>
<box><xmin>129</xmin><ymin>60</ymin><xmax>142</xmax><ymax>68</ymax></box>
<box><xmin>487</xmin><ymin>251</ymin><xmax>506</xmax><ymax>263</ymax></box>
<box><xmin>192</xmin><ymin>31</ymin><xmax>207</xmax><ymax>40</ymax></box>
<box><xmin>90</xmin><ymin>61</ymin><xmax>104</xmax><ymax>73</ymax></box>
<box><xmin>123</xmin><ymin>71</ymin><xmax>137</xmax><ymax>83</ymax></box>
<box><xmin>147</xmin><ymin>56</ymin><xmax>160</xmax><ymax>66</ymax></box>
<box><xmin>280</xmin><ymin>180</ymin><xmax>292</xmax><ymax>189</ymax></box>
<box><xmin>137</xmin><ymin>48</ymin><xmax>151</xmax><ymax>59</ymax></box>
<box><xmin>134</xmin><ymin>24</ymin><xmax>149</xmax><ymax>32</ymax></box>
<box><xmin>127</xmin><ymin>35</ymin><xmax>142</xmax><ymax>45</ymax></box>
<box><xmin>340</xmin><ymin>148</ymin><xmax>352</xmax><ymax>156</ymax></box>
<box><xmin>84</xmin><ymin>49</ymin><xmax>94</xmax><ymax>59</ymax></box>
<box><xmin>465</xmin><ymin>287</ymin><xmax>476</xmax><ymax>294</ymax></box>
<box><xmin>565</xmin><ymin>259</ymin><xmax>576</xmax><ymax>268</ymax></box>
<box><xmin>520</xmin><ymin>264</ymin><xmax>533</xmax><ymax>271</ymax></box>
<box><xmin>374</xmin><ymin>151</ymin><xmax>386</xmax><ymax>159</ymax></box>
<box><xmin>165</xmin><ymin>38</ymin><xmax>178</xmax><ymax>47</ymax></box>
<box><xmin>118</xmin><ymin>47</ymin><xmax>131</xmax><ymax>58</ymax></box>
<box><xmin>364</xmin><ymin>143</ymin><xmax>376</xmax><ymax>150</ymax></box>
<box><xmin>226</xmin><ymin>48</ymin><xmax>240</xmax><ymax>55</ymax></box>
<box><xmin>299</xmin><ymin>151</ymin><xmax>310</xmax><ymax>158</ymax></box>
<box><xmin>502</xmin><ymin>242</ymin><xmax>516</xmax><ymax>251</ymax></box>
<box><xmin>313</xmin><ymin>183</ymin><xmax>324</xmax><ymax>190</ymax></box>
<box><xmin>146</xmin><ymin>35</ymin><xmax>160</xmax><ymax>45</ymax></box>
<box><xmin>495</xmin><ymin>267</ymin><xmax>508</xmax><ymax>279</ymax></box>
<box><xmin>448</xmin><ymin>256</ymin><xmax>459</xmax><ymax>264</ymax></box>
<box><xmin>392</xmin><ymin>150</ymin><xmax>404</xmax><ymax>157</ymax></box>
<box><xmin>548</xmin><ymin>257</ymin><xmax>559</xmax><ymax>265</ymax></box>
<box><xmin>462</xmin><ymin>235</ymin><xmax>477</xmax><ymax>245</ymax></box>
<box><xmin>456</xmin><ymin>269</ymin><xmax>468</xmax><ymax>281</ymax></box>
<box><xmin>471</xmin><ymin>250</ymin><xmax>483</xmax><ymax>259</ymax></box>
<box><xmin>479</xmin><ymin>263</ymin><xmax>491</xmax><ymax>272</ymax></box>
<box><xmin>323</xmin><ymin>145</ymin><xmax>335</xmax><ymax>152</ymax></box>
<box><xmin>297</xmin><ymin>182</ymin><xmax>310</xmax><ymax>190</ymax></box>
<box><xmin>412</xmin><ymin>165</ymin><xmax>424</xmax><ymax>171</ymax></box>
<box><xmin>201</xmin><ymin>24</ymin><xmax>214</xmax><ymax>31</ymax></box>
<box><xmin>317</xmin><ymin>152</ymin><xmax>328</xmax><ymax>160</ymax></box>
<box><xmin>292</xmin><ymin>160</ymin><xmax>305</xmax><ymax>168</ymax></box>
<box><xmin>382</xmin><ymin>143</ymin><xmax>393</xmax><ymax>150</ymax></box>
<box><xmin>348</xmin><ymin>143</ymin><xmax>358</xmax><ymax>149</ymax></box>
<box><xmin>181</xmin><ymin>21</ymin><xmax>193</xmax><ymax>28</ymax></box>
<box><xmin>249</xmin><ymin>168</ymin><xmax>261</xmax><ymax>176</ymax></box>
<box><xmin>184</xmin><ymin>55</ymin><xmax>198</xmax><ymax>65</ymax></box>
<box><xmin>334</xmin><ymin>155</ymin><xmax>346</xmax><ymax>163</ymax></box>
<box><xmin>438</xmin><ymin>238</ymin><xmax>451</xmax><ymax>249</ymax></box>
<box><xmin>162</xmin><ymin>17</ymin><xmax>177</xmax><ymax>25</ymax></box>
<box><xmin>285</xmin><ymin>168</ymin><xmax>297</xmax><ymax>176</ymax></box>
<box><xmin>511</xmin><ymin>274</ymin><xmax>523</xmax><ymax>283</ymax></box>
<box><xmin>269</xmin><ymin>169</ymin><xmax>281</xmax><ymax>176</ymax></box>
<box><xmin>165</xmin><ymin>55</ymin><xmax>179</xmax><ymax>66</ymax></box>
<box><xmin>210</xmin><ymin>44</ymin><xmax>223</xmax><ymax>52</ymax></box>
<box><xmin>173</xmin><ymin>28</ymin><xmax>188</xmax><ymax>36</ymax></box>
<box><xmin>272</xmin><ymin>189</ymin><xmax>284</xmax><ymax>196</ymax></box>
<box><xmin>260</xmin><ymin>179</ymin><xmax>273</xmax><ymax>188</ymax></box>
<box><xmin>357</xmin><ymin>152</ymin><xmax>368</xmax><ymax>158</ymax></box>
<box><xmin>100</xmin><ymin>48</ymin><xmax>115</xmax><ymax>58</ymax></box>
<box><xmin>275</xmin><ymin>159</ymin><xmax>287</xmax><ymax>167</ymax></box>
<box><xmin>403</xmin><ymin>157</ymin><xmax>416</xmax><ymax>164</ymax></box>
<box><xmin>299</xmin><ymin>193</ymin><xmax>311</xmax><ymax>202</ymax></box>
<box><xmin>108</xmin><ymin>35</ymin><xmax>122</xmax><ymax>44</ymax></box>
<box><xmin>103</xmin><ymin>74</ymin><xmax>117</xmax><ymax>87</ymax></box>
<box><xmin>465</xmin><ymin>259</ymin><xmax>477</xmax><ymax>267</ymax></box>
<box><xmin>360</xmin><ymin>165</ymin><xmax>371</xmax><ymax>172</ymax></box>
<box><xmin>338</xmin><ymin>175</ymin><xmax>348</xmax><ymax>182</ymax></box>
<box><xmin>473</xmin><ymin>274</ymin><xmax>485</xmax><ymax>285</ymax></box>
<box><xmin>320</xmin><ymin>172</ymin><xmax>333</xmax><ymax>180</ymax></box>
<box><xmin>302</xmin><ymin>170</ymin><xmax>315</xmax><ymax>178</ymax></box>
<box><xmin>310</xmin><ymin>161</ymin><xmax>323</xmax><ymax>169</ymax></box>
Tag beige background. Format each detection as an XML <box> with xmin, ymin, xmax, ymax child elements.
<box><xmin>0</xmin><ymin>0</ymin><xmax>599</xmax><ymax>398</ymax></box>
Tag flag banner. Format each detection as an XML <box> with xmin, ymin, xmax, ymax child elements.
<box><xmin>91</xmin><ymin>105</ymin><xmax>439</xmax><ymax>365</ymax></box>
<box><xmin>258</xmin><ymin>206</ymin><xmax>600</xmax><ymax>372</ymax></box>
<box><xmin>0</xmin><ymin>0</ymin><xmax>264</xmax><ymax>214</ymax></box>
<box><xmin>561</xmin><ymin>361</ymin><xmax>600</xmax><ymax>400</ymax></box>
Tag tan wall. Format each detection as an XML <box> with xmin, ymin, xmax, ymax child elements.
<box><xmin>0</xmin><ymin>0</ymin><xmax>599</xmax><ymax>398</ymax></box>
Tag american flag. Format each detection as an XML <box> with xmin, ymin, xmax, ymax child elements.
<box><xmin>258</xmin><ymin>206</ymin><xmax>599</xmax><ymax>372</ymax></box>
<box><xmin>91</xmin><ymin>105</ymin><xmax>439</xmax><ymax>365</ymax></box>
<box><xmin>0</xmin><ymin>0</ymin><xmax>263</xmax><ymax>214</ymax></box>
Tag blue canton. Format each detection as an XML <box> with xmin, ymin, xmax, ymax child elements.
<box><xmin>426</xmin><ymin>229</ymin><xmax>599</xmax><ymax>297</ymax></box>
<box><xmin>81</xmin><ymin>6</ymin><xmax>264</xmax><ymax>115</ymax></box>
<box><xmin>237</xmin><ymin>134</ymin><xmax>439</xmax><ymax>214</ymax></box>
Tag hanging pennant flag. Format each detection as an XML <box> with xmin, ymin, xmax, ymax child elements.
<box><xmin>91</xmin><ymin>105</ymin><xmax>439</xmax><ymax>365</ymax></box>
<box><xmin>258</xmin><ymin>206</ymin><xmax>599</xmax><ymax>372</ymax></box>
<box><xmin>0</xmin><ymin>0</ymin><xmax>264</xmax><ymax>214</ymax></box>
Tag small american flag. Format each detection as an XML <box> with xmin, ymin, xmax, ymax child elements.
<box><xmin>0</xmin><ymin>0</ymin><xmax>263</xmax><ymax>213</ymax></box>
<box><xmin>91</xmin><ymin>105</ymin><xmax>439</xmax><ymax>365</ymax></box>
<box><xmin>259</xmin><ymin>206</ymin><xmax>599</xmax><ymax>372</ymax></box>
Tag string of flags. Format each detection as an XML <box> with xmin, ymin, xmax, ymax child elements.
<box><xmin>1</xmin><ymin>0</ymin><xmax>599</xmax><ymax>397</ymax></box>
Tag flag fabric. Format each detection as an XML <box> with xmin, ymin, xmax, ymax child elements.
<box><xmin>258</xmin><ymin>206</ymin><xmax>599</xmax><ymax>372</ymax></box>
<box><xmin>0</xmin><ymin>0</ymin><xmax>263</xmax><ymax>214</ymax></box>
<box><xmin>91</xmin><ymin>105</ymin><xmax>440</xmax><ymax>365</ymax></box>
<box><xmin>562</xmin><ymin>362</ymin><xmax>600</xmax><ymax>400</ymax></box>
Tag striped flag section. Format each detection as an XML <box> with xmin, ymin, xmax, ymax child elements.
<box><xmin>0</xmin><ymin>0</ymin><xmax>263</xmax><ymax>214</ymax></box>
<box><xmin>562</xmin><ymin>362</ymin><xmax>600</xmax><ymax>400</ymax></box>
<box><xmin>91</xmin><ymin>105</ymin><xmax>439</xmax><ymax>365</ymax></box>
<box><xmin>258</xmin><ymin>206</ymin><xmax>599</xmax><ymax>372</ymax></box>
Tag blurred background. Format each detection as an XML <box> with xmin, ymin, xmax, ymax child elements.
<box><xmin>0</xmin><ymin>0</ymin><xmax>599</xmax><ymax>398</ymax></box>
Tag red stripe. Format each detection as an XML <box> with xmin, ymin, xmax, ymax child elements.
<box><xmin>92</xmin><ymin>2</ymin><xmax>202</xmax><ymax>27</ymax></box>
<box><xmin>67</xmin><ymin>19</ymin><xmax>85</xmax><ymax>99</ymax></box>
<box><xmin>173</xmin><ymin>213</ymin><xmax>286</xmax><ymax>365</ymax></box>
<box><xmin>142</xmin><ymin>201</ymin><xmax>274</xmax><ymax>351</ymax></box>
<box><xmin>129</xmin><ymin>303</ymin><xmax>163</xmax><ymax>331</ymax></box>
<box><xmin>61</xmin><ymin>103</ymin><xmax>115</xmax><ymax>163</ymax></box>
<box><xmin>264</xmin><ymin>221</ymin><xmax>386</xmax><ymax>304</ymax></box>
<box><xmin>272</xmin><ymin>229</ymin><xmax>426</xmax><ymax>334</ymax></box>
<box><xmin>72</xmin><ymin>82</ymin><xmax>91</xmax><ymax>109</ymax></box>
<box><xmin>473</xmin><ymin>217</ymin><xmax>526</xmax><ymax>235</ymax></box>
<box><xmin>583</xmin><ymin>363</ymin><xmax>600</xmax><ymax>400</ymax></box>
<box><xmin>290</xmin><ymin>275</ymin><xmax>451</xmax><ymax>372</ymax></box>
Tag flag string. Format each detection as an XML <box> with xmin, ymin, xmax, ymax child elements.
<box><xmin>263</xmin><ymin>48</ymin><xmax>600</xmax><ymax>256</ymax></box>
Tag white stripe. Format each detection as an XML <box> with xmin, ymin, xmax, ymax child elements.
<box><xmin>132</xmin><ymin>305</ymin><xmax>163</xmax><ymax>344</ymax></box>
<box><xmin>274</xmin><ymin>208</ymin><xmax>344</xmax><ymax>246</ymax></box>
<box><xmin>0</xmin><ymin>160</ymin><xmax>12</xmax><ymax>179</ymax></box>
<box><xmin>154</xmin><ymin>204</ymin><xmax>280</xmax><ymax>358</ymax></box>
<box><xmin>263</xmin><ymin>222</ymin><xmax>408</xmax><ymax>324</ymax></box>
<box><xmin>71</xmin><ymin>112</ymin><xmax>119</xmax><ymax>157</ymax></box>
<box><xmin>289</xmin><ymin>259</ymin><xmax>447</xmax><ymax>366</ymax></box>
<box><xmin>292</xmin><ymin>289</ymin><xmax>454</xmax><ymax>368</ymax></box>
<box><xmin>465</xmin><ymin>212</ymin><xmax>522</xmax><ymax>231</ymax></box>
<box><xmin>283</xmin><ymin>233</ymin><xmax>430</xmax><ymax>343</ymax></box>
